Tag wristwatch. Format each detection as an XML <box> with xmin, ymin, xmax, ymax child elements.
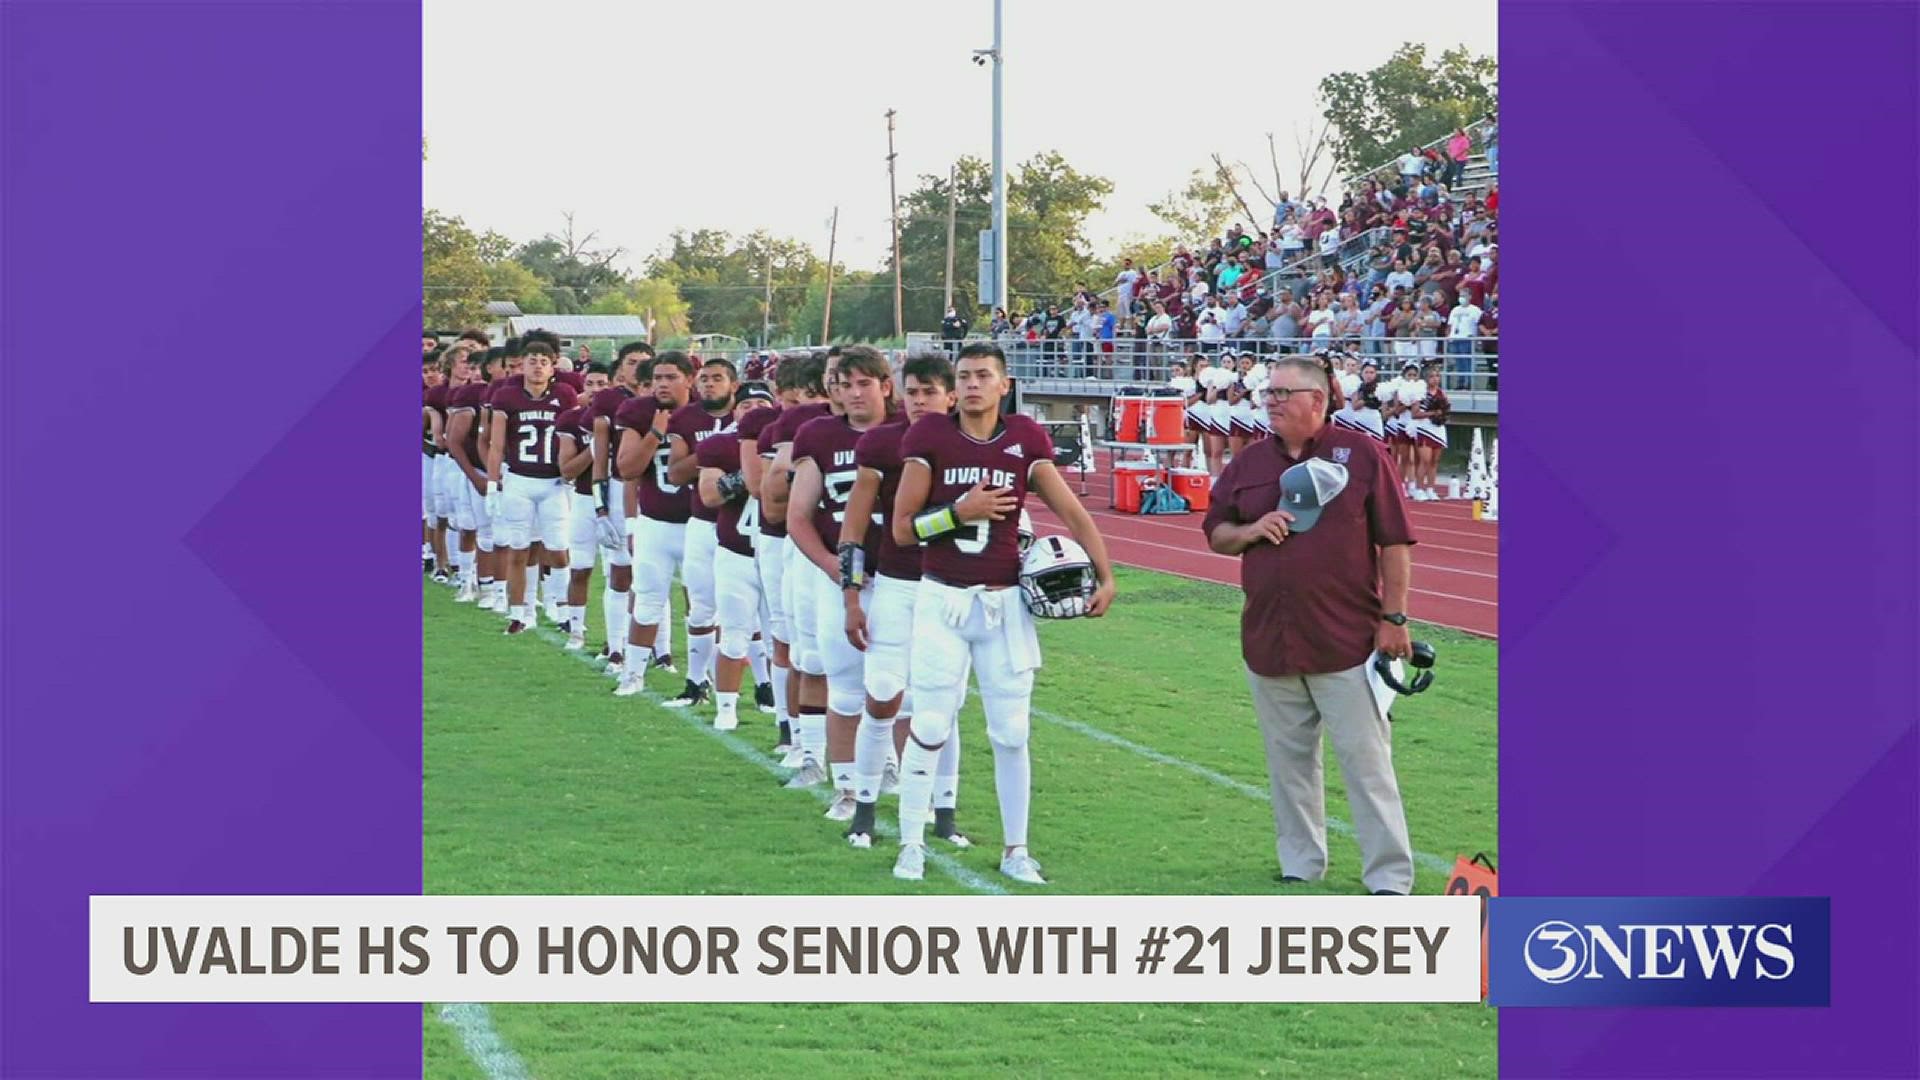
<box><xmin>1381</xmin><ymin>612</ymin><xmax>1408</xmax><ymax>626</ymax></box>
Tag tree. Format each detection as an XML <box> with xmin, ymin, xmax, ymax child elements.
<box><xmin>423</xmin><ymin>210</ymin><xmax>490</xmax><ymax>328</ymax></box>
<box><xmin>511</xmin><ymin>213</ymin><xmax>629</xmax><ymax>314</ymax></box>
<box><xmin>585</xmin><ymin>278</ymin><xmax>690</xmax><ymax>340</ymax></box>
<box><xmin>890</xmin><ymin>151</ymin><xmax>1112</xmax><ymax>325</ymax></box>
<box><xmin>1147</xmin><ymin>166</ymin><xmax>1240</xmax><ymax>244</ymax></box>
<box><xmin>644</xmin><ymin>228</ymin><xmax>823</xmax><ymax>342</ymax></box>
<box><xmin>1319</xmin><ymin>43</ymin><xmax>1499</xmax><ymax>176</ymax></box>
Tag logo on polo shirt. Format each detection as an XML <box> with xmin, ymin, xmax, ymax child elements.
<box><xmin>1004</xmin><ymin>444</ymin><xmax>1024</xmax><ymax>458</ymax></box>
<box><xmin>1333</xmin><ymin>447</ymin><xmax>1352</xmax><ymax>464</ymax></box>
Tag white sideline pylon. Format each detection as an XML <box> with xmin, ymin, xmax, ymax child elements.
<box><xmin>1482</xmin><ymin>437</ymin><xmax>1499</xmax><ymax>521</ymax></box>
<box><xmin>1466</xmin><ymin>428</ymin><xmax>1490</xmax><ymax>501</ymax></box>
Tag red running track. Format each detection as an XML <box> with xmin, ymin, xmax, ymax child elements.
<box><xmin>1027</xmin><ymin>486</ymin><xmax>1498</xmax><ymax>638</ymax></box>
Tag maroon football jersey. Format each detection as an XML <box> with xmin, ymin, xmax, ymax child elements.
<box><xmin>854</xmin><ymin>417</ymin><xmax>920</xmax><ymax>581</ymax></box>
<box><xmin>554</xmin><ymin>369</ymin><xmax>585</xmax><ymax>394</ymax></box>
<box><xmin>735</xmin><ymin>404</ymin><xmax>785</xmax><ymax>538</ymax></box>
<box><xmin>423</xmin><ymin>384</ymin><xmax>450</xmax><ymax>455</ymax></box>
<box><xmin>422</xmin><ymin>385</ymin><xmax>440</xmax><ymax>455</ymax></box>
<box><xmin>791</xmin><ymin>414</ymin><xmax>883</xmax><ymax>566</ymax></box>
<box><xmin>613</xmin><ymin>395</ymin><xmax>690</xmax><ymax>523</ymax></box>
<box><xmin>448</xmin><ymin>382</ymin><xmax>490</xmax><ymax>468</ymax></box>
<box><xmin>586</xmin><ymin>386</ymin><xmax>635</xmax><ymax>475</ymax></box>
<box><xmin>757</xmin><ymin>401</ymin><xmax>830</xmax><ymax>539</ymax></box>
<box><xmin>493</xmin><ymin>381</ymin><xmax>577</xmax><ymax>479</ymax></box>
<box><xmin>554</xmin><ymin>404</ymin><xmax>593</xmax><ymax>495</ymax></box>
<box><xmin>667</xmin><ymin>403</ymin><xmax>732</xmax><ymax>523</ymax></box>
<box><xmin>899</xmin><ymin>413</ymin><xmax>1055</xmax><ymax>588</ymax></box>
<box><xmin>696</xmin><ymin>432</ymin><xmax>754</xmax><ymax>557</ymax></box>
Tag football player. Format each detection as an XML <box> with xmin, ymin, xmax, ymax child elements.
<box><xmin>612</xmin><ymin>352</ymin><xmax>696</xmax><ymax>696</ymax></box>
<box><xmin>787</xmin><ymin>346</ymin><xmax>896</xmax><ymax>821</ymax></box>
<box><xmin>422</xmin><ymin>352</ymin><xmax>452</xmax><ymax>583</ymax></box>
<box><xmin>695</xmin><ymin>382</ymin><xmax>778</xmax><ymax>731</ymax></box>
<box><xmin>739</xmin><ymin>358</ymin><xmax>817</xmax><ymax>756</ymax></box>
<box><xmin>659</xmin><ymin>357</ymin><xmax>740</xmax><ymax>708</ymax></box>
<box><xmin>484</xmin><ymin>342</ymin><xmax>578</xmax><ymax>635</ymax></box>
<box><xmin>763</xmin><ymin>350</ymin><xmax>840</xmax><ymax>782</ymax></box>
<box><xmin>588</xmin><ymin>343</ymin><xmax>661</xmax><ymax>671</ymax></box>
<box><xmin>889</xmin><ymin>342</ymin><xmax>1117</xmax><ymax>885</ymax></box>
<box><xmin>447</xmin><ymin>348</ymin><xmax>503</xmax><ymax>605</ymax></box>
<box><xmin>556</xmin><ymin>364</ymin><xmax>612</xmax><ymax>649</ymax></box>
<box><xmin>434</xmin><ymin>346</ymin><xmax>482</xmax><ymax>600</ymax></box>
<box><xmin>838</xmin><ymin>351</ymin><xmax>969</xmax><ymax>850</ymax></box>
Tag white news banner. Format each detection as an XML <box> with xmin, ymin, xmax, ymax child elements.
<box><xmin>91</xmin><ymin>894</ymin><xmax>1482</xmax><ymax>1004</ymax></box>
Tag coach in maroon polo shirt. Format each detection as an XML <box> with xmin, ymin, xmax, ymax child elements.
<box><xmin>1201</xmin><ymin>356</ymin><xmax>1419</xmax><ymax>896</ymax></box>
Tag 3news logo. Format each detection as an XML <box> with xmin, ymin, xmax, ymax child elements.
<box><xmin>1487</xmin><ymin>897</ymin><xmax>1829</xmax><ymax>1006</ymax></box>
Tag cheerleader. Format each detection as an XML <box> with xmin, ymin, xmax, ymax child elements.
<box><xmin>1389</xmin><ymin>361</ymin><xmax>1423</xmax><ymax>492</ymax></box>
<box><xmin>1334</xmin><ymin>360</ymin><xmax>1388</xmax><ymax>443</ymax></box>
<box><xmin>1409</xmin><ymin>364</ymin><xmax>1451</xmax><ymax>500</ymax></box>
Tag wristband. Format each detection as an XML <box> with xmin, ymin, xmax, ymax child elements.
<box><xmin>594</xmin><ymin>479</ymin><xmax>611</xmax><ymax>513</ymax></box>
<box><xmin>912</xmin><ymin>502</ymin><xmax>961</xmax><ymax>542</ymax></box>
<box><xmin>838</xmin><ymin>542</ymin><xmax>867</xmax><ymax>591</ymax></box>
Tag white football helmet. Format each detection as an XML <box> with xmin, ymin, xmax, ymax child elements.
<box><xmin>1016</xmin><ymin>508</ymin><xmax>1036</xmax><ymax>555</ymax></box>
<box><xmin>1019</xmin><ymin>534</ymin><xmax>1096</xmax><ymax>619</ymax></box>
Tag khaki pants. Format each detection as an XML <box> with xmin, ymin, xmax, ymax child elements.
<box><xmin>1245</xmin><ymin>662</ymin><xmax>1414</xmax><ymax>894</ymax></box>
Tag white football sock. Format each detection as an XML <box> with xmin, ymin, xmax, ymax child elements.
<box><xmin>831</xmin><ymin>759</ymin><xmax>855</xmax><ymax>795</ymax></box>
<box><xmin>853</xmin><ymin>711</ymin><xmax>896</xmax><ymax>804</ymax></box>
<box><xmin>715</xmin><ymin>691</ymin><xmax>739</xmax><ymax>724</ymax></box>
<box><xmin>747</xmin><ymin>637</ymin><xmax>770</xmax><ymax>686</ymax></box>
<box><xmin>602</xmin><ymin>587</ymin><xmax>628</xmax><ymax>657</ymax></box>
<box><xmin>895</xmin><ymin>739</ymin><xmax>942</xmax><ymax>846</ymax></box>
<box><xmin>934</xmin><ymin>724</ymin><xmax>961</xmax><ymax>810</ymax></box>
<box><xmin>992</xmin><ymin>741</ymin><xmax>1032</xmax><ymax>849</ymax></box>
<box><xmin>568</xmin><ymin>605</ymin><xmax>586</xmax><ymax>632</ymax></box>
<box><xmin>769</xmin><ymin>663</ymin><xmax>790</xmax><ymax>731</ymax></box>
<box><xmin>798</xmin><ymin>708</ymin><xmax>826</xmax><ymax>764</ymax></box>
<box><xmin>653</xmin><ymin>598</ymin><xmax>673</xmax><ymax>658</ymax></box>
<box><xmin>686</xmin><ymin>628</ymin><xmax>716</xmax><ymax>687</ymax></box>
<box><xmin>522</xmin><ymin>566</ymin><xmax>539</xmax><ymax>608</ymax></box>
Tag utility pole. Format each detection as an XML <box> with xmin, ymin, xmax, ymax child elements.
<box><xmin>942</xmin><ymin>163</ymin><xmax>958</xmax><ymax>312</ymax></box>
<box><xmin>990</xmin><ymin>0</ymin><xmax>1006</xmax><ymax>316</ymax></box>
<box><xmin>761</xmin><ymin>246</ymin><xmax>772</xmax><ymax>349</ymax></box>
<box><xmin>822</xmin><ymin>206</ymin><xmax>839</xmax><ymax>344</ymax></box>
<box><xmin>885</xmin><ymin>108</ymin><xmax>903</xmax><ymax>340</ymax></box>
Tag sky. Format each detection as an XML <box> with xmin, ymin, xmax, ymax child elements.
<box><xmin>423</xmin><ymin>0</ymin><xmax>1496</xmax><ymax>276</ymax></box>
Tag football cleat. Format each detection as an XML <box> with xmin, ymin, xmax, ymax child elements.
<box><xmin>778</xmin><ymin>745</ymin><xmax>809</xmax><ymax>769</ymax></box>
<box><xmin>846</xmin><ymin>830</ymin><xmax>873</xmax><ymax>850</ymax></box>
<box><xmin>454</xmin><ymin>581</ymin><xmax>478</xmax><ymax>603</ymax></box>
<box><xmin>603</xmin><ymin>652</ymin><xmax>624</xmax><ymax>674</ymax></box>
<box><xmin>612</xmin><ymin>672</ymin><xmax>647</xmax><ymax>697</ymax></box>
<box><xmin>754</xmin><ymin>683</ymin><xmax>776</xmax><ymax>714</ymax></box>
<box><xmin>881</xmin><ymin>760</ymin><xmax>900</xmax><ymax>796</ymax></box>
<box><xmin>783</xmin><ymin>760</ymin><xmax>827</xmax><ymax>789</ymax></box>
<box><xmin>564</xmin><ymin>629</ymin><xmax>587</xmax><ymax>651</ymax></box>
<box><xmin>892</xmin><ymin>843</ymin><xmax>926</xmax><ymax>882</ymax></box>
<box><xmin>1019</xmin><ymin>535</ymin><xmax>1097</xmax><ymax>619</ymax></box>
<box><xmin>502</xmin><ymin>620</ymin><xmax>527</xmax><ymax>636</ymax></box>
<box><xmin>663</xmin><ymin>680</ymin><xmax>710</xmax><ymax>709</ymax></box>
<box><xmin>823</xmin><ymin>791</ymin><xmax>856</xmax><ymax>822</ymax></box>
<box><xmin>713</xmin><ymin>708</ymin><xmax>739</xmax><ymax>733</ymax></box>
<box><xmin>650</xmin><ymin>654</ymin><xmax>678</xmax><ymax>676</ymax></box>
<box><xmin>431</xmin><ymin>571</ymin><xmax>450</xmax><ymax>586</ymax></box>
<box><xmin>999</xmin><ymin>848</ymin><xmax>1047</xmax><ymax>885</ymax></box>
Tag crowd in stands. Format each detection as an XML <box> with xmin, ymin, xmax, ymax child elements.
<box><xmin>981</xmin><ymin>118</ymin><xmax>1499</xmax><ymax>389</ymax></box>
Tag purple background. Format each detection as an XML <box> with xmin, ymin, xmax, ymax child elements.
<box><xmin>3</xmin><ymin>0</ymin><xmax>1916</xmax><ymax>1077</ymax></box>
<box><xmin>1502</xmin><ymin>1</ymin><xmax>1917</xmax><ymax>1077</ymax></box>
<box><xmin>1</xmin><ymin>2</ymin><xmax>422</xmax><ymax>1077</ymax></box>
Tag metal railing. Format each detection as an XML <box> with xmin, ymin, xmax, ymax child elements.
<box><xmin>993</xmin><ymin>334</ymin><xmax>1499</xmax><ymax>397</ymax></box>
<box><xmin>1341</xmin><ymin>117</ymin><xmax>1497</xmax><ymax>194</ymax></box>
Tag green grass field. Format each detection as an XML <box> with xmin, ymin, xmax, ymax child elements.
<box><xmin>424</xmin><ymin>564</ymin><xmax>1496</xmax><ymax>1078</ymax></box>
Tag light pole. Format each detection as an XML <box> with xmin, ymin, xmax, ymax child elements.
<box><xmin>974</xmin><ymin>0</ymin><xmax>1005</xmax><ymax>316</ymax></box>
<box><xmin>991</xmin><ymin>0</ymin><xmax>1006</xmax><ymax>316</ymax></box>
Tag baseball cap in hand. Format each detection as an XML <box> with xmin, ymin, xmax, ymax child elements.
<box><xmin>1278</xmin><ymin>458</ymin><xmax>1349</xmax><ymax>532</ymax></box>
